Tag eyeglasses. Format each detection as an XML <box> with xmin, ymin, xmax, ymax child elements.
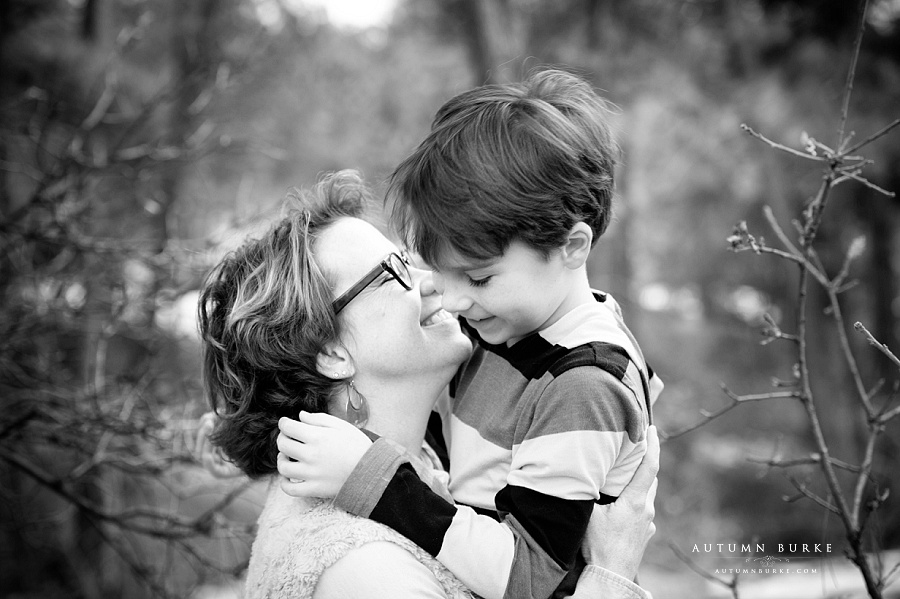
<box><xmin>332</xmin><ymin>251</ymin><xmax>413</xmax><ymax>314</ymax></box>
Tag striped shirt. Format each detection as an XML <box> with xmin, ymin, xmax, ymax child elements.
<box><xmin>333</xmin><ymin>292</ymin><xmax>663</xmax><ymax>599</ymax></box>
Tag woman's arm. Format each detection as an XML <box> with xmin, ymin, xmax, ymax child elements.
<box><xmin>313</xmin><ymin>541</ymin><xmax>450</xmax><ymax>599</ymax></box>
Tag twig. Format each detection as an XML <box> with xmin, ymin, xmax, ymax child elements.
<box><xmin>855</xmin><ymin>322</ymin><xmax>900</xmax><ymax>370</ymax></box>
<box><xmin>762</xmin><ymin>206</ymin><xmax>830</xmax><ymax>286</ymax></box>
<box><xmin>749</xmin><ymin>454</ymin><xmax>862</xmax><ymax>474</ymax></box>
<box><xmin>827</xmin><ymin>290</ymin><xmax>875</xmax><ymax>417</ymax></box>
<box><xmin>841</xmin><ymin>118</ymin><xmax>900</xmax><ymax>156</ymax></box>
<box><xmin>879</xmin><ymin>404</ymin><xmax>900</xmax><ymax>424</ymax></box>
<box><xmin>663</xmin><ymin>387</ymin><xmax>798</xmax><ymax>439</ymax></box>
<box><xmin>833</xmin><ymin>171</ymin><xmax>896</xmax><ymax>196</ymax></box>
<box><xmin>0</xmin><ymin>445</ymin><xmax>249</xmax><ymax>541</ymax></box>
<box><xmin>852</xmin><ymin>427</ymin><xmax>880</xmax><ymax>530</ymax></box>
<box><xmin>837</xmin><ymin>0</ymin><xmax>869</xmax><ymax>147</ymax></box>
<box><xmin>741</xmin><ymin>124</ymin><xmax>827</xmax><ymax>162</ymax></box>
<box><xmin>81</xmin><ymin>70</ymin><xmax>118</xmax><ymax>131</ymax></box>
<box><xmin>784</xmin><ymin>475</ymin><xmax>841</xmax><ymax>515</ymax></box>
<box><xmin>669</xmin><ymin>542</ymin><xmax>741</xmax><ymax>599</ymax></box>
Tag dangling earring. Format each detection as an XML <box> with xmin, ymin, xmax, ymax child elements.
<box><xmin>345</xmin><ymin>380</ymin><xmax>369</xmax><ymax>428</ymax></box>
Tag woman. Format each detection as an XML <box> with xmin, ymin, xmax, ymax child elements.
<box><xmin>198</xmin><ymin>170</ymin><xmax>656</xmax><ymax>598</ymax></box>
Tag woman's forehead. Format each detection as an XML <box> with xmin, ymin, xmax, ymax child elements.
<box><xmin>318</xmin><ymin>218</ymin><xmax>395</xmax><ymax>275</ymax></box>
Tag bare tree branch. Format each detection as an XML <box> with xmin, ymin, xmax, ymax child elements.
<box><xmin>837</xmin><ymin>0</ymin><xmax>869</xmax><ymax>147</ymax></box>
<box><xmin>740</xmin><ymin>124</ymin><xmax>827</xmax><ymax>162</ymax></box>
<box><xmin>841</xmin><ymin>118</ymin><xmax>900</xmax><ymax>156</ymax></box>
<box><xmin>669</xmin><ymin>542</ymin><xmax>741</xmax><ymax>599</ymax></box>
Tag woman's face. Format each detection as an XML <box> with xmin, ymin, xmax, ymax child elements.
<box><xmin>316</xmin><ymin>217</ymin><xmax>472</xmax><ymax>384</ymax></box>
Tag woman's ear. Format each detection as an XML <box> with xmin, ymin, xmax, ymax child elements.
<box><xmin>561</xmin><ymin>222</ymin><xmax>594</xmax><ymax>269</ymax></box>
<box><xmin>315</xmin><ymin>341</ymin><xmax>355</xmax><ymax>379</ymax></box>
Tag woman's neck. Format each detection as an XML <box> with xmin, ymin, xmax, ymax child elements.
<box><xmin>350</xmin><ymin>374</ymin><xmax>445</xmax><ymax>455</ymax></box>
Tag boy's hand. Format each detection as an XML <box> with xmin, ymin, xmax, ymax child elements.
<box><xmin>581</xmin><ymin>425</ymin><xmax>659</xmax><ymax>580</ymax></box>
<box><xmin>276</xmin><ymin>411</ymin><xmax>373</xmax><ymax>498</ymax></box>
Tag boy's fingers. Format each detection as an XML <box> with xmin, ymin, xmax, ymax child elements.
<box><xmin>276</xmin><ymin>431</ymin><xmax>309</xmax><ymax>460</ymax></box>
<box><xmin>278</xmin><ymin>417</ymin><xmax>321</xmax><ymax>444</ymax></box>
<box><xmin>276</xmin><ymin>451</ymin><xmax>308</xmax><ymax>479</ymax></box>
<box><xmin>297</xmin><ymin>410</ymin><xmax>350</xmax><ymax>428</ymax></box>
<box><xmin>280</xmin><ymin>476</ymin><xmax>318</xmax><ymax>497</ymax></box>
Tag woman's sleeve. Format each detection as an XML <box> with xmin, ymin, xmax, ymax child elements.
<box><xmin>313</xmin><ymin>541</ymin><xmax>449</xmax><ymax>599</ymax></box>
<box><xmin>568</xmin><ymin>565</ymin><xmax>652</xmax><ymax>599</ymax></box>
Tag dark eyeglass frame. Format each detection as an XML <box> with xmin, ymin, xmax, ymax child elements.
<box><xmin>332</xmin><ymin>251</ymin><xmax>413</xmax><ymax>314</ymax></box>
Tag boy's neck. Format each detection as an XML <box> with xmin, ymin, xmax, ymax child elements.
<box><xmin>508</xmin><ymin>269</ymin><xmax>596</xmax><ymax>346</ymax></box>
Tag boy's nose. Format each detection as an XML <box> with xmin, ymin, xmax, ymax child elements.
<box><xmin>432</xmin><ymin>271</ymin><xmax>445</xmax><ymax>294</ymax></box>
<box><xmin>438</xmin><ymin>278</ymin><xmax>473</xmax><ymax>313</ymax></box>
<box><xmin>417</xmin><ymin>268</ymin><xmax>436</xmax><ymax>296</ymax></box>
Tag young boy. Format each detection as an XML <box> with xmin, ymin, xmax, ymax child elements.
<box><xmin>278</xmin><ymin>69</ymin><xmax>663</xmax><ymax>599</ymax></box>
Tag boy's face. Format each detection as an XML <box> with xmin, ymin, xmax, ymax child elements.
<box><xmin>431</xmin><ymin>240</ymin><xmax>572</xmax><ymax>346</ymax></box>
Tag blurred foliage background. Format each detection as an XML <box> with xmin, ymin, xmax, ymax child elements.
<box><xmin>1</xmin><ymin>0</ymin><xmax>899</xmax><ymax>597</ymax></box>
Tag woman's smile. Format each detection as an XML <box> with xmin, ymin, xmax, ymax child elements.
<box><xmin>421</xmin><ymin>308</ymin><xmax>455</xmax><ymax>327</ymax></box>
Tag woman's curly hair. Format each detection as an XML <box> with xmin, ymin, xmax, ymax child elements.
<box><xmin>198</xmin><ymin>170</ymin><xmax>371</xmax><ymax>478</ymax></box>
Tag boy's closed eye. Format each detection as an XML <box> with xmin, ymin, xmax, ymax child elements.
<box><xmin>466</xmin><ymin>275</ymin><xmax>492</xmax><ymax>288</ymax></box>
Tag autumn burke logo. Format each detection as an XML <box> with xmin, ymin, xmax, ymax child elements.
<box><xmin>688</xmin><ymin>543</ymin><xmax>834</xmax><ymax>576</ymax></box>
<box><xmin>748</xmin><ymin>555</ymin><xmax>788</xmax><ymax>567</ymax></box>
<box><xmin>691</xmin><ymin>543</ymin><xmax>832</xmax><ymax>555</ymax></box>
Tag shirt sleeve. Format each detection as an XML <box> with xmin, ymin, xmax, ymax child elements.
<box><xmin>313</xmin><ymin>541</ymin><xmax>449</xmax><ymax>599</ymax></box>
<box><xmin>334</xmin><ymin>367</ymin><xmax>647</xmax><ymax>599</ymax></box>
<box><xmin>568</xmin><ymin>566</ymin><xmax>652</xmax><ymax>599</ymax></box>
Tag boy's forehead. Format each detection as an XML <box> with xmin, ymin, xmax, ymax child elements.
<box><xmin>432</xmin><ymin>247</ymin><xmax>498</xmax><ymax>271</ymax></box>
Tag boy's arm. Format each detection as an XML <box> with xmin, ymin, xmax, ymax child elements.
<box><xmin>333</xmin><ymin>443</ymin><xmax>554</xmax><ymax>599</ymax></box>
<box><xmin>571</xmin><ymin>427</ymin><xmax>660</xmax><ymax>599</ymax></box>
<box><xmin>327</xmin><ymin>368</ymin><xmax>646</xmax><ymax>599</ymax></box>
<box><xmin>276</xmin><ymin>414</ymin><xmax>570</xmax><ymax>598</ymax></box>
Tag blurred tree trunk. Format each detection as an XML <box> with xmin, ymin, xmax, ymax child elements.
<box><xmin>82</xmin><ymin>0</ymin><xmax>99</xmax><ymax>41</ymax></box>
<box><xmin>584</xmin><ymin>0</ymin><xmax>623</xmax><ymax>51</ymax></box>
<box><xmin>0</xmin><ymin>0</ymin><xmax>11</xmax><ymax>54</ymax></box>
<box><xmin>160</xmin><ymin>0</ymin><xmax>221</xmax><ymax>249</ymax></box>
<box><xmin>458</xmin><ymin>0</ymin><xmax>526</xmax><ymax>84</ymax></box>
<box><xmin>610</xmin><ymin>134</ymin><xmax>635</xmax><ymax>312</ymax></box>
<box><xmin>723</xmin><ymin>0</ymin><xmax>752</xmax><ymax>77</ymax></box>
<box><xmin>584</xmin><ymin>0</ymin><xmax>602</xmax><ymax>50</ymax></box>
<box><xmin>0</xmin><ymin>0</ymin><xmax>10</xmax><ymax>213</ymax></box>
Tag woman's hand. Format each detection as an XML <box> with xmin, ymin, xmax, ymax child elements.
<box><xmin>277</xmin><ymin>411</ymin><xmax>373</xmax><ymax>497</ymax></box>
<box><xmin>582</xmin><ymin>425</ymin><xmax>659</xmax><ymax>580</ymax></box>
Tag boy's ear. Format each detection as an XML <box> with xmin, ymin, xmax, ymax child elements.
<box><xmin>315</xmin><ymin>341</ymin><xmax>355</xmax><ymax>379</ymax></box>
<box><xmin>561</xmin><ymin>222</ymin><xmax>593</xmax><ymax>269</ymax></box>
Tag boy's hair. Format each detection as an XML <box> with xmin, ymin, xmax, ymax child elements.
<box><xmin>198</xmin><ymin>170</ymin><xmax>370</xmax><ymax>478</ymax></box>
<box><xmin>388</xmin><ymin>68</ymin><xmax>618</xmax><ymax>268</ymax></box>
